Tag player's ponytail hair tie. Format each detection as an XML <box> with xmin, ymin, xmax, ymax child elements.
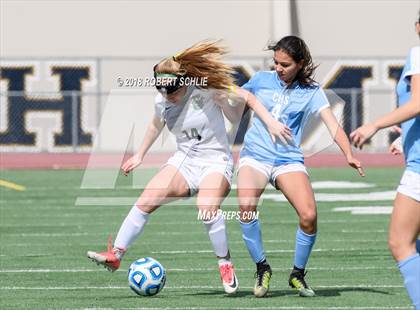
<box><xmin>172</xmin><ymin>52</ymin><xmax>183</xmax><ymax>62</ymax></box>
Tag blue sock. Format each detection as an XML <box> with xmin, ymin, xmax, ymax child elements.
<box><xmin>240</xmin><ymin>219</ymin><xmax>265</xmax><ymax>263</ymax></box>
<box><xmin>398</xmin><ymin>253</ymin><xmax>420</xmax><ymax>309</ymax></box>
<box><xmin>294</xmin><ymin>227</ymin><xmax>317</xmax><ymax>269</ymax></box>
<box><xmin>416</xmin><ymin>240</ymin><xmax>420</xmax><ymax>254</ymax></box>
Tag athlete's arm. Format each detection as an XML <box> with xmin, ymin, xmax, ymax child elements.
<box><xmin>213</xmin><ymin>90</ymin><xmax>244</xmax><ymax>123</ymax></box>
<box><xmin>350</xmin><ymin>74</ymin><xmax>420</xmax><ymax>149</ymax></box>
<box><xmin>320</xmin><ymin>107</ymin><xmax>365</xmax><ymax>177</ymax></box>
<box><xmin>233</xmin><ymin>87</ymin><xmax>293</xmax><ymax>144</ymax></box>
<box><xmin>121</xmin><ymin>115</ymin><xmax>165</xmax><ymax>175</ymax></box>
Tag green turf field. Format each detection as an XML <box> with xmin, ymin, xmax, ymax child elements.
<box><xmin>0</xmin><ymin>167</ymin><xmax>413</xmax><ymax>310</ymax></box>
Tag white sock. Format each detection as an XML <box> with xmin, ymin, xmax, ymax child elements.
<box><xmin>218</xmin><ymin>258</ymin><xmax>230</xmax><ymax>266</ymax></box>
<box><xmin>114</xmin><ymin>205</ymin><xmax>149</xmax><ymax>251</ymax></box>
<box><xmin>203</xmin><ymin>213</ymin><xmax>229</xmax><ymax>258</ymax></box>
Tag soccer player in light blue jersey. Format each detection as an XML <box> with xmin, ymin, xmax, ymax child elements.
<box><xmin>351</xmin><ymin>17</ymin><xmax>420</xmax><ymax>310</ymax></box>
<box><xmin>236</xmin><ymin>36</ymin><xmax>365</xmax><ymax>298</ymax></box>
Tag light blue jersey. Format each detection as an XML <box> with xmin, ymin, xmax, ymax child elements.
<box><xmin>241</xmin><ymin>71</ymin><xmax>329</xmax><ymax>166</ymax></box>
<box><xmin>396</xmin><ymin>46</ymin><xmax>420</xmax><ymax>174</ymax></box>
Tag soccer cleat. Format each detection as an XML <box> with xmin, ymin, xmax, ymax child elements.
<box><xmin>289</xmin><ymin>269</ymin><xmax>315</xmax><ymax>297</ymax></box>
<box><xmin>254</xmin><ymin>263</ymin><xmax>272</xmax><ymax>297</ymax></box>
<box><xmin>87</xmin><ymin>235</ymin><xmax>124</xmax><ymax>272</ymax></box>
<box><xmin>219</xmin><ymin>262</ymin><xmax>239</xmax><ymax>294</ymax></box>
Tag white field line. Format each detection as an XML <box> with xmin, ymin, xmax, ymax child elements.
<box><xmin>334</xmin><ymin>206</ymin><xmax>393</xmax><ymax>215</ymax></box>
<box><xmin>74</xmin><ymin>197</ymin><xmax>255</xmax><ymax>207</ymax></box>
<box><xmin>0</xmin><ymin>248</ymin><xmax>386</xmax><ymax>258</ymax></box>
<box><xmin>341</xmin><ymin>229</ymin><xmax>386</xmax><ymax>233</ymax></box>
<box><xmin>0</xmin><ymin>266</ymin><xmax>396</xmax><ymax>273</ymax></box>
<box><xmin>263</xmin><ymin>191</ymin><xmax>396</xmax><ymax>202</ymax></box>
<box><xmin>0</xmin><ymin>284</ymin><xmax>404</xmax><ymax>290</ymax></box>
<box><xmin>149</xmin><ymin>248</ymin><xmax>385</xmax><ymax>254</ymax></box>
<box><xmin>229</xmin><ymin>181</ymin><xmax>377</xmax><ymax>190</ymax></box>
<box><xmin>311</xmin><ymin>181</ymin><xmax>376</xmax><ymax>189</ymax></box>
<box><xmin>7</xmin><ymin>181</ymin><xmax>374</xmax><ymax>192</ymax></box>
<box><xmin>1</xmin><ymin>232</ymin><xmax>188</xmax><ymax>236</ymax></box>
<box><xmin>72</xmin><ymin>307</ymin><xmax>411</xmax><ymax>310</ymax></box>
<box><xmin>5</xmin><ymin>239</ymin><xmax>387</xmax><ymax>247</ymax></box>
<box><xmin>2</xmin><ymin>232</ymin><xmax>97</xmax><ymax>237</ymax></box>
<box><xmin>67</xmin><ymin>307</ymin><xmax>410</xmax><ymax>310</ymax></box>
<box><xmin>65</xmin><ymin>306</ymin><xmax>412</xmax><ymax>310</ymax></box>
<box><xmin>74</xmin><ymin>191</ymin><xmax>395</xmax><ymax>206</ymax></box>
<box><xmin>0</xmin><ymin>219</ymin><xmax>390</xmax><ymax>228</ymax></box>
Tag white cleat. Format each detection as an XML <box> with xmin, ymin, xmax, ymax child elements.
<box><xmin>219</xmin><ymin>262</ymin><xmax>239</xmax><ymax>294</ymax></box>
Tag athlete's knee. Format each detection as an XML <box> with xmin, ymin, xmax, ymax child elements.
<box><xmin>196</xmin><ymin>195</ymin><xmax>222</xmax><ymax>209</ymax></box>
<box><xmin>197</xmin><ymin>205</ymin><xmax>219</xmax><ymax>221</ymax></box>
<box><xmin>239</xmin><ymin>195</ymin><xmax>258</xmax><ymax>210</ymax></box>
<box><xmin>299</xmin><ymin>207</ymin><xmax>317</xmax><ymax>233</ymax></box>
<box><xmin>136</xmin><ymin>193</ymin><xmax>163</xmax><ymax>213</ymax></box>
<box><xmin>388</xmin><ymin>234</ymin><xmax>415</xmax><ymax>261</ymax></box>
<box><xmin>239</xmin><ymin>202</ymin><xmax>258</xmax><ymax>223</ymax></box>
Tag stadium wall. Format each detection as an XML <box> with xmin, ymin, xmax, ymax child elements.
<box><xmin>0</xmin><ymin>0</ymin><xmax>418</xmax><ymax>167</ymax></box>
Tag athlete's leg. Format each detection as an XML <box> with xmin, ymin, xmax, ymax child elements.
<box><xmin>197</xmin><ymin>172</ymin><xmax>237</xmax><ymax>294</ymax></box>
<box><xmin>388</xmin><ymin>193</ymin><xmax>420</xmax><ymax>309</ymax></box>
<box><xmin>87</xmin><ymin>165</ymin><xmax>190</xmax><ymax>271</ymax></box>
<box><xmin>197</xmin><ymin>172</ymin><xmax>230</xmax><ymax>257</ymax></box>
<box><xmin>237</xmin><ymin>165</ymin><xmax>271</xmax><ymax>297</ymax></box>
<box><xmin>237</xmin><ymin>165</ymin><xmax>268</xmax><ymax>260</ymax></box>
<box><xmin>275</xmin><ymin>171</ymin><xmax>317</xmax><ymax>297</ymax></box>
<box><xmin>114</xmin><ymin>164</ymin><xmax>190</xmax><ymax>249</ymax></box>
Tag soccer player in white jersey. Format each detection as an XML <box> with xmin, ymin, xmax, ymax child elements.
<box><xmin>235</xmin><ymin>36</ymin><xmax>365</xmax><ymax>297</ymax></box>
<box><xmin>87</xmin><ymin>40</ymin><xmax>291</xmax><ymax>294</ymax></box>
<box><xmin>351</xmin><ymin>17</ymin><xmax>420</xmax><ymax>309</ymax></box>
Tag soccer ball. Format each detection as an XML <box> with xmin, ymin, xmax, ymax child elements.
<box><xmin>128</xmin><ymin>257</ymin><xmax>166</xmax><ymax>296</ymax></box>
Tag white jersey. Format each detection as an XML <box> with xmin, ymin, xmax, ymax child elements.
<box><xmin>154</xmin><ymin>86</ymin><xmax>231</xmax><ymax>158</ymax></box>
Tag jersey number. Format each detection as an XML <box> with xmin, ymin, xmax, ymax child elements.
<box><xmin>182</xmin><ymin>128</ymin><xmax>200</xmax><ymax>140</ymax></box>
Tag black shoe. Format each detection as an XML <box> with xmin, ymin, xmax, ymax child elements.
<box><xmin>288</xmin><ymin>268</ymin><xmax>315</xmax><ymax>297</ymax></box>
<box><xmin>253</xmin><ymin>262</ymin><xmax>272</xmax><ymax>297</ymax></box>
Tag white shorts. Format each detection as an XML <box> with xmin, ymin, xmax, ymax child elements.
<box><xmin>238</xmin><ymin>157</ymin><xmax>308</xmax><ymax>188</ymax></box>
<box><xmin>165</xmin><ymin>151</ymin><xmax>233</xmax><ymax>196</ymax></box>
<box><xmin>397</xmin><ymin>170</ymin><xmax>420</xmax><ymax>202</ymax></box>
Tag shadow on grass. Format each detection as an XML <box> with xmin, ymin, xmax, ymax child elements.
<box><xmin>184</xmin><ymin>287</ymin><xmax>392</xmax><ymax>298</ymax></box>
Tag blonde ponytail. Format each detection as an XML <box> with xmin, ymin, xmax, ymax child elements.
<box><xmin>155</xmin><ymin>40</ymin><xmax>234</xmax><ymax>90</ymax></box>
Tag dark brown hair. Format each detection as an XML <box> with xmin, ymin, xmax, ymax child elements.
<box><xmin>267</xmin><ymin>36</ymin><xmax>318</xmax><ymax>87</ymax></box>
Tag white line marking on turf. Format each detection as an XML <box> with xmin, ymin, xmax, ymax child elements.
<box><xmin>230</xmin><ymin>181</ymin><xmax>376</xmax><ymax>190</ymax></box>
<box><xmin>0</xmin><ymin>219</ymin><xmax>388</xmax><ymax>228</ymax></box>
<box><xmin>2</xmin><ymin>247</ymin><xmax>386</xmax><ymax>257</ymax></box>
<box><xmin>149</xmin><ymin>248</ymin><xmax>384</xmax><ymax>254</ymax></box>
<box><xmin>341</xmin><ymin>229</ymin><xmax>386</xmax><ymax>233</ymax></box>
<box><xmin>311</xmin><ymin>181</ymin><xmax>376</xmax><ymax>189</ymax></box>
<box><xmin>4</xmin><ymin>239</ymin><xmax>387</xmax><ymax>247</ymax></box>
<box><xmin>334</xmin><ymin>206</ymin><xmax>393</xmax><ymax>215</ymax></box>
<box><xmin>73</xmin><ymin>307</ymin><xmax>410</xmax><ymax>310</ymax></box>
<box><xmin>74</xmin><ymin>197</ymin><xmax>251</xmax><ymax>206</ymax></box>
<box><xmin>0</xmin><ymin>266</ymin><xmax>396</xmax><ymax>273</ymax></box>
<box><xmin>0</xmin><ymin>285</ymin><xmax>404</xmax><ymax>290</ymax></box>
<box><xmin>75</xmin><ymin>191</ymin><xmax>393</xmax><ymax>206</ymax></box>
<box><xmin>3</xmin><ymin>232</ymin><xmax>96</xmax><ymax>237</ymax></box>
<box><xmin>263</xmin><ymin>191</ymin><xmax>396</xmax><ymax>202</ymax></box>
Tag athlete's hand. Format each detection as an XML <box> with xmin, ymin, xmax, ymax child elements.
<box><xmin>389</xmin><ymin>136</ymin><xmax>403</xmax><ymax>155</ymax></box>
<box><xmin>346</xmin><ymin>154</ymin><xmax>365</xmax><ymax>177</ymax></box>
<box><xmin>121</xmin><ymin>153</ymin><xmax>143</xmax><ymax>176</ymax></box>
<box><xmin>350</xmin><ymin>123</ymin><xmax>378</xmax><ymax>149</ymax></box>
<box><xmin>391</xmin><ymin>125</ymin><xmax>402</xmax><ymax>135</ymax></box>
<box><xmin>267</xmin><ymin>119</ymin><xmax>294</xmax><ymax>145</ymax></box>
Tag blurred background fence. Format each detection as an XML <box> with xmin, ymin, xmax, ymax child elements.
<box><xmin>0</xmin><ymin>56</ymin><xmax>404</xmax><ymax>154</ymax></box>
